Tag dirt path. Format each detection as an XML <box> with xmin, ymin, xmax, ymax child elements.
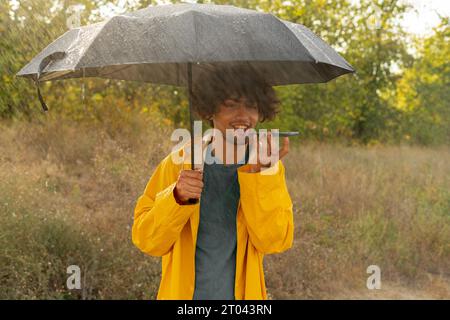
<box><xmin>336</xmin><ymin>277</ymin><xmax>450</xmax><ymax>299</ymax></box>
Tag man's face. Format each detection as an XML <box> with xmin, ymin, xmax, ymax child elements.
<box><xmin>212</xmin><ymin>97</ymin><xmax>259</xmax><ymax>145</ymax></box>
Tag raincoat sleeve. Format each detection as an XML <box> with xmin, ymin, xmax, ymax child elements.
<box><xmin>132</xmin><ymin>153</ymin><xmax>197</xmax><ymax>257</ymax></box>
<box><xmin>237</xmin><ymin>160</ymin><xmax>294</xmax><ymax>254</ymax></box>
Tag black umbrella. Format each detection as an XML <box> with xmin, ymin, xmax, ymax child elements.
<box><xmin>17</xmin><ymin>3</ymin><xmax>355</xmax><ymax>169</ymax></box>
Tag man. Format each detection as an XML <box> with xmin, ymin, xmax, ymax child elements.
<box><xmin>132</xmin><ymin>66</ymin><xmax>294</xmax><ymax>300</ymax></box>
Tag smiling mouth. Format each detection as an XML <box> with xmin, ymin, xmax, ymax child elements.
<box><xmin>231</xmin><ymin>124</ymin><xmax>250</xmax><ymax>131</ymax></box>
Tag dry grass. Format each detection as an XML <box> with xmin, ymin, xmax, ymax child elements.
<box><xmin>0</xmin><ymin>108</ymin><xmax>169</xmax><ymax>299</ymax></box>
<box><xmin>265</xmin><ymin>142</ymin><xmax>450</xmax><ymax>299</ymax></box>
<box><xmin>1</xmin><ymin>111</ymin><xmax>449</xmax><ymax>299</ymax></box>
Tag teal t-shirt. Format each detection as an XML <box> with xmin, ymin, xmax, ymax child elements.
<box><xmin>193</xmin><ymin>143</ymin><xmax>249</xmax><ymax>300</ymax></box>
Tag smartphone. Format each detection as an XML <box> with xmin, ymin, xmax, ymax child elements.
<box><xmin>255</xmin><ymin>131</ymin><xmax>299</xmax><ymax>137</ymax></box>
<box><xmin>276</xmin><ymin>131</ymin><xmax>300</xmax><ymax>137</ymax></box>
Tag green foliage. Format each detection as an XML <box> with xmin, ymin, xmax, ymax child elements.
<box><xmin>394</xmin><ymin>19</ymin><xmax>450</xmax><ymax>145</ymax></box>
<box><xmin>0</xmin><ymin>0</ymin><xmax>449</xmax><ymax>145</ymax></box>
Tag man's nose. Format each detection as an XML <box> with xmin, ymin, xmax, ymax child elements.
<box><xmin>235</xmin><ymin>104</ymin><xmax>252</xmax><ymax>117</ymax></box>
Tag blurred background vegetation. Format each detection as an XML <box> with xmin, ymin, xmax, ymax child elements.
<box><xmin>1</xmin><ymin>0</ymin><xmax>449</xmax><ymax>145</ymax></box>
<box><xmin>0</xmin><ymin>0</ymin><xmax>449</xmax><ymax>299</ymax></box>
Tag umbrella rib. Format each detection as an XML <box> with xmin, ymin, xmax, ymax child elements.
<box><xmin>286</xmin><ymin>22</ymin><xmax>354</xmax><ymax>72</ymax></box>
<box><xmin>270</xmin><ymin>15</ymin><xmax>326</xmax><ymax>82</ymax></box>
<box><xmin>270</xmin><ymin>15</ymin><xmax>317</xmax><ymax>63</ymax></box>
<box><xmin>297</xmin><ymin>27</ymin><xmax>334</xmax><ymax>65</ymax></box>
<box><xmin>73</xmin><ymin>19</ymin><xmax>111</xmax><ymax>70</ymax></box>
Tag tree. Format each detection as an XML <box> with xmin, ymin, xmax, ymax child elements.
<box><xmin>395</xmin><ymin>18</ymin><xmax>450</xmax><ymax>145</ymax></box>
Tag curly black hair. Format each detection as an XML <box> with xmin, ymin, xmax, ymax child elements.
<box><xmin>191</xmin><ymin>65</ymin><xmax>281</xmax><ymax>127</ymax></box>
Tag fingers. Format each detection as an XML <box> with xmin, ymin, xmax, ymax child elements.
<box><xmin>257</xmin><ymin>131</ymin><xmax>271</xmax><ymax>158</ymax></box>
<box><xmin>181</xmin><ymin>174</ymin><xmax>204</xmax><ymax>186</ymax></box>
<box><xmin>266</xmin><ymin>132</ymin><xmax>290</xmax><ymax>158</ymax></box>
<box><xmin>259</xmin><ymin>133</ymin><xmax>289</xmax><ymax>162</ymax></box>
<box><xmin>180</xmin><ymin>182</ymin><xmax>203</xmax><ymax>194</ymax></box>
<box><xmin>175</xmin><ymin>169</ymin><xmax>205</xmax><ymax>202</ymax></box>
<box><xmin>175</xmin><ymin>185</ymin><xmax>202</xmax><ymax>202</ymax></box>
<box><xmin>181</xmin><ymin>190</ymin><xmax>202</xmax><ymax>199</ymax></box>
<box><xmin>180</xmin><ymin>170</ymin><xmax>203</xmax><ymax>188</ymax></box>
<box><xmin>279</xmin><ymin>136</ymin><xmax>289</xmax><ymax>159</ymax></box>
<box><xmin>180</xmin><ymin>169</ymin><xmax>203</xmax><ymax>181</ymax></box>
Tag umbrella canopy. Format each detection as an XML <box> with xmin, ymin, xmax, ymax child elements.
<box><xmin>17</xmin><ymin>3</ymin><xmax>354</xmax><ymax>85</ymax></box>
<box><xmin>16</xmin><ymin>3</ymin><xmax>355</xmax><ymax>193</ymax></box>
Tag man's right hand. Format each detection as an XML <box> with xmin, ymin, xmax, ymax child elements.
<box><xmin>173</xmin><ymin>169</ymin><xmax>204</xmax><ymax>204</ymax></box>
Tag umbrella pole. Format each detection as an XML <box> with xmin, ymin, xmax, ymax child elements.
<box><xmin>187</xmin><ymin>62</ymin><xmax>195</xmax><ymax>170</ymax></box>
<box><xmin>187</xmin><ymin>62</ymin><xmax>199</xmax><ymax>204</ymax></box>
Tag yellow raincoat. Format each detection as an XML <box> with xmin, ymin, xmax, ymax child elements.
<box><xmin>132</xmin><ymin>133</ymin><xmax>294</xmax><ymax>299</ymax></box>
